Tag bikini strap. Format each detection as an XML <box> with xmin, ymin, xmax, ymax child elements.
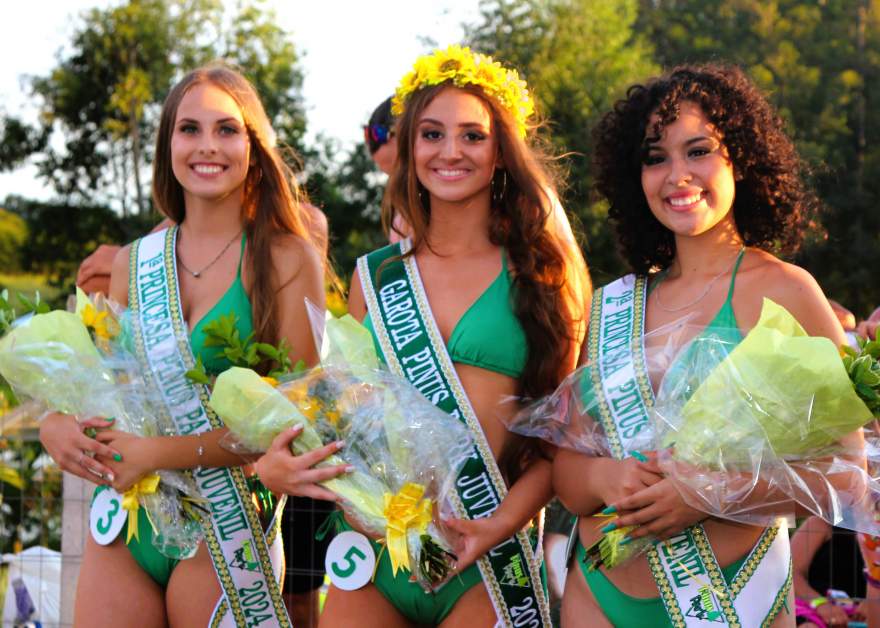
<box><xmin>723</xmin><ymin>248</ymin><xmax>747</xmax><ymax>305</ymax></box>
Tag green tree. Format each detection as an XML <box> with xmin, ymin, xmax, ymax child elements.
<box><xmin>466</xmin><ymin>0</ymin><xmax>658</xmax><ymax>285</ymax></box>
<box><xmin>22</xmin><ymin>0</ymin><xmax>306</xmax><ymax>216</ymax></box>
<box><xmin>3</xmin><ymin>195</ymin><xmax>125</xmax><ymax>294</ymax></box>
<box><xmin>0</xmin><ymin>209</ymin><xmax>28</xmax><ymax>272</ymax></box>
<box><xmin>302</xmin><ymin>138</ymin><xmax>387</xmax><ymax>277</ymax></box>
<box><xmin>639</xmin><ymin>0</ymin><xmax>880</xmax><ymax>316</ymax></box>
<box><xmin>0</xmin><ymin>117</ymin><xmax>47</xmax><ymax>173</ymax></box>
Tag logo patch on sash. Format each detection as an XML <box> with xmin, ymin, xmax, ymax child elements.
<box><xmin>231</xmin><ymin>540</ymin><xmax>260</xmax><ymax>572</ymax></box>
<box><xmin>499</xmin><ymin>554</ymin><xmax>531</xmax><ymax>588</ymax></box>
<box><xmin>686</xmin><ymin>586</ymin><xmax>723</xmax><ymax>622</ymax></box>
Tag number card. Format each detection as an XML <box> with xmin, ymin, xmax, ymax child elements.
<box><xmin>90</xmin><ymin>486</ymin><xmax>128</xmax><ymax>545</ymax></box>
<box><xmin>325</xmin><ymin>531</ymin><xmax>375</xmax><ymax>591</ymax></box>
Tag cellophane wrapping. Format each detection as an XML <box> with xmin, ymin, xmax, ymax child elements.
<box><xmin>210</xmin><ymin>311</ymin><xmax>474</xmax><ymax>590</ymax></box>
<box><xmin>506</xmin><ymin>298</ymin><xmax>880</xmax><ymax>569</ymax></box>
<box><xmin>0</xmin><ymin>289</ymin><xmax>203</xmax><ymax>559</ymax></box>
<box><xmin>653</xmin><ymin>298</ymin><xmax>878</xmax><ymax>534</ymax></box>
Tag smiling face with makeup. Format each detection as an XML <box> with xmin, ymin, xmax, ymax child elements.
<box><xmin>414</xmin><ymin>86</ymin><xmax>501</xmax><ymax>207</ymax></box>
<box><xmin>640</xmin><ymin>101</ymin><xmax>737</xmax><ymax>240</ymax></box>
<box><xmin>170</xmin><ymin>82</ymin><xmax>252</xmax><ymax>205</ymax></box>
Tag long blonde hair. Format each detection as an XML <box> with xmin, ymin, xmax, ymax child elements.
<box><xmin>153</xmin><ymin>62</ymin><xmax>317</xmax><ymax>346</ymax></box>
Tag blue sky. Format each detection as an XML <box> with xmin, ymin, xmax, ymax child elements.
<box><xmin>0</xmin><ymin>0</ymin><xmax>481</xmax><ymax>201</ymax></box>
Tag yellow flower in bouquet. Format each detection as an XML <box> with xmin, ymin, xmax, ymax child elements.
<box><xmin>210</xmin><ymin>313</ymin><xmax>473</xmax><ymax>589</ymax></box>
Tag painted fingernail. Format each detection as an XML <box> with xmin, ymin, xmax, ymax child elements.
<box><xmin>619</xmin><ymin>535</ymin><xmax>633</xmax><ymax>546</ymax></box>
<box><xmin>291</xmin><ymin>424</ymin><xmax>303</xmax><ymax>432</ymax></box>
<box><xmin>335</xmin><ymin>440</ymin><xmax>345</xmax><ymax>449</ymax></box>
<box><xmin>601</xmin><ymin>505</ymin><xmax>617</xmax><ymax>515</ymax></box>
<box><xmin>600</xmin><ymin>522</ymin><xmax>617</xmax><ymax>534</ymax></box>
<box><xmin>104</xmin><ymin>417</ymin><xmax>115</xmax><ymax>422</ymax></box>
<box><xmin>630</xmin><ymin>451</ymin><xmax>648</xmax><ymax>463</ymax></box>
<box><xmin>113</xmin><ymin>454</ymin><xmax>123</xmax><ymax>462</ymax></box>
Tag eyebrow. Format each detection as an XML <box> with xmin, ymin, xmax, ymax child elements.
<box><xmin>418</xmin><ymin>117</ymin><xmax>489</xmax><ymax>129</ymax></box>
<box><xmin>645</xmin><ymin>134</ymin><xmax>716</xmax><ymax>149</ymax></box>
<box><xmin>177</xmin><ymin>117</ymin><xmax>242</xmax><ymax>125</ymax></box>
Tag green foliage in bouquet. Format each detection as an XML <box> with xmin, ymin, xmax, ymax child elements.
<box><xmin>841</xmin><ymin>337</ymin><xmax>880</xmax><ymax>416</ymax></box>
<box><xmin>185</xmin><ymin>312</ymin><xmax>304</xmax><ymax>384</ymax></box>
<box><xmin>0</xmin><ymin>290</ymin><xmax>50</xmax><ymax>336</ymax></box>
<box><xmin>210</xmin><ymin>313</ymin><xmax>468</xmax><ymax>588</ymax></box>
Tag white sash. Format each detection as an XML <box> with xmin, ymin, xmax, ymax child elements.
<box><xmin>130</xmin><ymin>228</ymin><xmax>289</xmax><ymax>627</ymax></box>
<box><xmin>590</xmin><ymin>275</ymin><xmax>791</xmax><ymax>627</ymax></box>
<box><xmin>358</xmin><ymin>239</ymin><xmax>553</xmax><ymax>628</ymax></box>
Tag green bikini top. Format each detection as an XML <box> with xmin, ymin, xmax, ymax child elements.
<box><xmin>364</xmin><ymin>249</ymin><xmax>528</xmax><ymax>379</ymax></box>
<box><xmin>653</xmin><ymin>248</ymin><xmax>746</xmax><ymax>400</ymax></box>
<box><xmin>188</xmin><ymin>235</ymin><xmax>254</xmax><ymax>375</ymax></box>
<box><xmin>579</xmin><ymin>249</ymin><xmax>746</xmax><ymax>410</ymax></box>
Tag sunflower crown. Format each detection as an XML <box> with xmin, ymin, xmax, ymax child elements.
<box><xmin>392</xmin><ymin>45</ymin><xmax>535</xmax><ymax>138</ymax></box>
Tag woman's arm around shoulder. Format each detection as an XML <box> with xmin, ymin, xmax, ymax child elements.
<box><xmin>108</xmin><ymin>243</ymin><xmax>133</xmax><ymax>308</ymax></box>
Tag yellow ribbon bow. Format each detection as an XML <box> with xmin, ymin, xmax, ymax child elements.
<box><xmin>383</xmin><ymin>482</ymin><xmax>433</xmax><ymax>576</ymax></box>
<box><xmin>122</xmin><ymin>474</ymin><xmax>161</xmax><ymax>543</ymax></box>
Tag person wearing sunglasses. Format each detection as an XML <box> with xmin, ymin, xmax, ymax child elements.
<box><xmin>364</xmin><ymin>97</ymin><xmax>410</xmax><ymax>243</ymax></box>
<box><xmin>364</xmin><ymin>96</ymin><xmax>397</xmax><ymax>175</ymax></box>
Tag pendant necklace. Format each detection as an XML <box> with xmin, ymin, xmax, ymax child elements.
<box><xmin>177</xmin><ymin>228</ymin><xmax>243</xmax><ymax>279</ymax></box>
<box><xmin>654</xmin><ymin>246</ymin><xmax>745</xmax><ymax>313</ymax></box>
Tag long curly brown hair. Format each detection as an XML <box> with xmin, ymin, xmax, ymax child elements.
<box><xmin>383</xmin><ymin>82</ymin><xmax>589</xmax><ymax>481</ymax></box>
<box><xmin>592</xmin><ymin>63</ymin><xmax>818</xmax><ymax>273</ymax></box>
<box><xmin>153</xmin><ymin>62</ymin><xmax>318</xmax><ymax>348</ymax></box>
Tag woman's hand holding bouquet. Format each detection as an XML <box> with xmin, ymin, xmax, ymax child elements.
<box><xmin>507</xmin><ymin>299</ymin><xmax>880</xmax><ymax>571</ymax></box>
<box><xmin>0</xmin><ymin>288</ymin><xmax>204</xmax><ymax>558</ymax></box>
<box><xmin>210</xmin><ymin>311</ymin><xmax>474</xmax><ymax>590</ymax></box>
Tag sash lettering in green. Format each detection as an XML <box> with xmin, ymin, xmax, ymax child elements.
<box><xmin>359</xmin><ymin>240</ymin><xmax>552</xmax><ymax>628</ymax></box>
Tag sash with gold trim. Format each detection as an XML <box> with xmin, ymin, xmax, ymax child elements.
<box><xmin>130</xmin><ymin>228</ymin><xmax>289</xmax><ymax>628</ymax></box>
<box><xmin>587</xmin><ymin>274</ymin><xmax>791</xmax><ymax>627</ymax></box>
<box><xmin>358</xmin><ymin>240</ymin><xmax>552</xmax><ymax>628</ymax></box>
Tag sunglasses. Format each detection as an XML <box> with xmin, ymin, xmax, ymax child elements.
<box><xmin>364</xmin><ymin>124</ymin><xmax>393</xmax><ymax>151</ymax></box>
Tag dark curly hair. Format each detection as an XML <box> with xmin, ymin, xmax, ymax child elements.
<box><xmin>592</xmin><ymin>63</ymin><xmax>818</xmax><ymax>273</ymax></box>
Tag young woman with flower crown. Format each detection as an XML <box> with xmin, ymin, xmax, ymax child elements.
<box><xmin>314</xmin><ymin>46</ymin><xmax>589</xmax><ymax>628</ymax></box>
<box><xmin>553</xmin><ymin>64</ymin><xmax>861</xmax><ymax>627</ymax></box>
<box><xmin>38</xmin><ymin>62</ymin><xmax>347</xmax><ymax>627</ymax></box>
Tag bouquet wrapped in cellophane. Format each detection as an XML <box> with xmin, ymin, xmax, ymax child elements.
<box><xmin>210</xmin><ymin>310</ymin><xmax>474</xmax><ymax>590</ymax></box>
<box><xmin>0</xmin><ymin>289</ymin><xmax>204</xmax><ymax>559</ymax></box>
<box><xmin>653</xmin><ymin>299</ymin><xmax>880</xmax><ymax>529</ymax></box>
<box><xmin>506</xmin><ymin>298</ymin><xmax>880</xmax><ymax>571</ymax></box>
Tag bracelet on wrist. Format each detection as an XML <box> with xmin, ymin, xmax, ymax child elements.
<box><xmin>195</xmin><ymin>432</ymin><xmax>205</xmax><ymax>469</ymax></box>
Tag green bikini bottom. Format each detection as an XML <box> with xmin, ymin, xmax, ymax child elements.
<box><xmin>335</xmin><ymin>517</ymin><xmax>483</xmax><ymax>625</ymax></box>
<box><xmin>90</xmin><ymin>486</ymin><xmax>181</xmax><ymax>587</ymax></box>
<box><xmin>577</xmin><ymin>539</ymin><xmax>746</xmax><ymax>628</ymax></box>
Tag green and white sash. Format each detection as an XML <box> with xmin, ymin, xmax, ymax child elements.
<box><xmin>130</xmin><ymin>228</ymin><xmax>289</xmax><ymax>628</ymax></box>
<box><xmin>358</xmin><ymin>240</ymin><xmax>552</xmax><ymax>628</ymax></box>
<box><xmin>588</xmin><ymin>274</ymin><xmax>791</xmax><ymax>627</ymax></box>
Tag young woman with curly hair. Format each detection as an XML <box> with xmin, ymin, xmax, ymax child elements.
<box><xmin>322</xmin><ymin>46</ymin><xmax>590</xmax><ymax>628</ymax></box>
<box><xmin>553</xmin><ymin>64</ymin><xmax>853</xmax><ymax>627</ymax></box>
